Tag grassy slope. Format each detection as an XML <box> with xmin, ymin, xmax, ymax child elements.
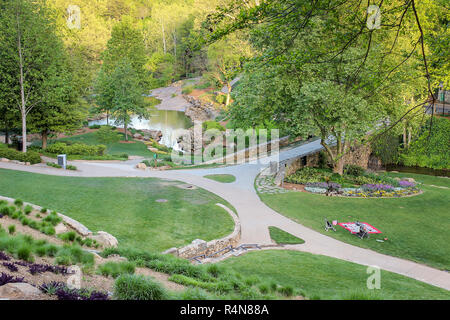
<box><xmin>0</xmin><ymin>169</ymin><xmax>234</xmax><ymax>251</ymax></box>
<box><xmin>203</xmin><ymin>174</ymin><xmax>236</xmax><ymax>183</ymax></box>
<box><xmin>219</xmin><ymin>250</ymin><xmax>450</xmax><ymax>300</ymax></box>
<box><xmin>260</xmin><ymin>172</ymin><xmax>450</xmax><ymax>270</ymax></box>
<box><xmin>268</xmin><ymin>226</ymin><xmax>305</xmax><ymax>244</ymax></box>
<box><xmin>57</xmin><ymin>132</ymin><xmax>155</xmax><ymax>158</ymax></box>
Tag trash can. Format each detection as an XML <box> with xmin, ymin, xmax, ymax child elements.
<box><xmin>57</xmin><ymin>154</ymin><xmax>67</xmax><ymax>169</ymax></box>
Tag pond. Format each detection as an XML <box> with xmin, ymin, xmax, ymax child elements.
<box><xmin>89</xmin><ymin>110</ymin><xmax>192</xmax><ymax>149</ymax></box>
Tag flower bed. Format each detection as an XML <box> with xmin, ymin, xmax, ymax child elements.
<box><xmin>285</xmin><ymin>167</ymin><xmax>421</xmax><ymax>198</ymax></box>
<box><xmin>303</xmin><ymin>182</ymin><xmax>419</xmax><ymax>198</ymax></box>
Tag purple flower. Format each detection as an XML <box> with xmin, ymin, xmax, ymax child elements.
<box><xmin>0</xmin><ymin>272</ymin><xmax>25</xmax><ymax>286</ymax></box>
<box><xmin>362</xmin><ymin>184</ymin><xmax>394</xmax><ymax>191</ymax></box>
<box><xmin>399</xmin><ymin>180</ymin><xmax>415</xmax><ymax>188</ymax></box>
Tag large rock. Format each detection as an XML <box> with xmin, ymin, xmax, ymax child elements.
<box><xmin>141</xmin><ymin>129</ymin><xmax>162</xmax><ymax>142</ymax></box>
<box><xmin>136</xmin><ymin>162</ymin><xmax>147</xmax><ymax>170</ymax></box>
<box><xmin>0</xmin><ymin>283</ymin><xmax>45</xmax><ymax>300</ymax></box>
<box><xmin>89</xmin><ymin>231</ymin><xmax>118</xmax><ymax>248</ymax></box>
<box><xmin>1</xmin><ymin>158</ymin><xmax>9</xmax><ymax>162</ymax></box>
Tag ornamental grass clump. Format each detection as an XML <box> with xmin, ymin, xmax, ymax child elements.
<box><xmin>114</xmin><ymin>274</ymin><xmax>169</xmax><ymax>300</ymax></box>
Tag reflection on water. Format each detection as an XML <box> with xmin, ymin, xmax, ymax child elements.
<box><xmin>88</xmin><ymin>110</ymin><xmax>192</xmax><ymax>149</ymax></box>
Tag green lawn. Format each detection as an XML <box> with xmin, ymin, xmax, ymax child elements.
<box><xmin>57</xmin><ymin>132</ymin><xmax>155</xmax><ymax>158</ymax></box>
<box><xmin>0</xmin><ymin>169</ymin><xmax>235</xmax><ymax>252</ymax></box>
<box><xmin>219</xmin><ymin>250</ymin><xmax>450</xmax><ymax>300</ymax></box>
<box><xmin>203</xmin><ymin>174</ymin><xmax>236</xmax><ymax>183</ymax></box>
<box><xmin>260</xmin><ymin>172</ymin><xmax>450</xmax><ymax>270</ymax></box>
<box><xmin>269</xmin><ymin>226</ymin><xmax>305</xmax><ymax>245</ymax></box>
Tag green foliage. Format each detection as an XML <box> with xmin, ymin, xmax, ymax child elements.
<box><xmin>46</xmin><ymin>162</ymin><xmax>62</xmax><ymax>169</ymax></box>
<box><xmin>24</xmin><ymin>205</ymin><xmax>33</xmax><ymax>215</ymax></box>
<box><xmin>59</xmin><ymin>231</ymin><xmax>77</xmax><ymax>242</ymax></box>
<box><xmin>95</xmin><ymin>126</ymin><xmax>122</xmax><ymax>144</ymax></box>
<box><xmin>344</xmin><ymin>165</ymin><xmax>365</xmax><ymax>177</ymax></box>
<box><xmin>98</xmin><ymin>261</ymin><xmax>136</xmax><ymax>278</ymax></box>
<box><xmin>8</xmin><ymin>225</ymin><xmax>15</xmax><ymax>235</ymax></box>
<box><xmin>0</xmin><ymin>147</ymin><xmax>41</xmax><ymax>164</ymax></box>
<box><xmin>46</xmin><ymin>142</ymin><xmax>106</xmax><ymax>156</ymax></box>
<box><xmin>372</xmin><ymin>132</ymin><xmax>401</xmax><ymax>165</ymax></box>
<box><xmin>399</xmin><ymin>118</ymin><xmax>450</xmax><ymax>169</ymax></box>
<box><xmin>202</xmin><ymin>121</ymin><xmax>225</xmax><ymax>132</ymax></box>
<box><xmin>181</xmin><ymin>85</ymin><xmax>194</xmax><ymax>94</ymax></box>
<box><xmin>114</xmin><ymin>274</ymin><xmax>169</xmax><ymax>300</ymax></box>
<box><xmin>14</xmin><ymin>199</ymin><xmax>23</xmax><ymax>207</ymax></box>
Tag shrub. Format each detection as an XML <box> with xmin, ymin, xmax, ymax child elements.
<box><xmin>278</xmin><ymin>285</ymin><xmax>294</xmax><ymax>297</ymax></box>
<box><xmin>47</xmin><ymin>162</ymin><xmax>62</xmax><ymax>168</ymax></box>
<box><xmin>24</xmin><ymin>205</ymin><xmax>33</xmax><ymax>215</ymax></box>
<box><xmin>97</xmin><ymin>261</ymin><xmax>135</xmax><ymax>278</ymax></box>
<box><xmin>0</xmin><ymin>147</ymin><xmax>41</xmax><ymax>164</ymax></box>
<box><xmin>66</xmin><ymin>165</ymin><xmax>77</xmax><ymax>171</ymax></box>
<box><xmin>46</xmin><ymin>142</ymin><xmax>106</xmax><ymax>156</ymax></box>
<box><xmin>179</xmin><ymin>287</ymin><xmax>212</xmax><ymax>300</ymax></box>
<box><xmin>114</xmin><ymin>274</ymin><xmax>169</xmax><ymax>300</ymax></box>
<box><xmin>17</xmin><ymin>245</ymin><xmax>33</xmax><ymax>262</ymax></box>
<box><xmin>89</xmin><ymin>124</ymin><xmax>101</xmax><ymax>129</ymax></box>
<box><xmin>8</xmin><ymin>225</ymin><xmax>15</xmax><ymax>235</ymax></box>
<box><xmin>95</xmin><ymin>126</ymin><xmax>121</xmax><ymax>144</ymax></box>
<box><xmin>40</xmin><ymin>208</ymin><xmax>48</xmax><ymax>214</ymax></box>
<box><xmin>14</xmin><ymin>199</ymin><xmax>23</xmax><ymax>207</ymax></box>
<box><xmin>344</xmin><ymin>164</ymin><xmax>365</xmax><ymax>176</ymax></box>
<box><xmin>59</xmin><ymin>231</ymin><xmax>76</xmax><ymax>242</ymax></box>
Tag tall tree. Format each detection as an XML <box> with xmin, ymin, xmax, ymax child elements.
<box><xmin>207</xmin><ymin>33</ymin><xmax>252</xmax><ymax>106</ymax></box>
<box><xmin>109</xmin><ymin>59</ymin><xmax>148</xmax><ymax>141</ymax></box>
<box><xmin>0</xmin><ymin>0</ymin><xmax>66</xmax><ymax>152</ymax></box>
<box><xmin>206</xmin><ymin>0</ymin><xmax>435</xmax><ymax>174</ymax></box>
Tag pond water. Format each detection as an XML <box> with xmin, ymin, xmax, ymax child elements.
<box><xmin>385</xmin><ymin>165</ymin><xmax>450</xmax><ymax>177</ymax></box>
<box><xmin>88</xmin><ymin>110</ymin><xmax>192</xmax><ymax>149</ymax></box>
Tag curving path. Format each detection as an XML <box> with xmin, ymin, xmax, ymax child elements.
<box><xmin>0</xmin><ymin>139</ymin><xmax>449</xmax><ymax>291</ymax></box>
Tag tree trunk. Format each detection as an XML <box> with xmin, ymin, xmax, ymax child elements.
<box><xmin>161</xmin><ymin>19</ymin><xmax>166</xmax><ymax>54</ymax></box>
<box><xmin>42</xmin><ymin>131</ymin><xmax>48</xmax><ymax>149</ymax></box>
<box><xmin>17</xmin><ymin>11</ymin><xmax>27</xmax><ymax>153</ymax></box>
<box><xmin>124</xmin><ymin>121</ymin><xmax>128</xmax><ymax>141</ymax></box>
<box><xmin>402</xmin><ymin>126</ymin><xmax>407</xmax><ymax>147</ymax></box>
<box><xmin>106</xmin><ymin>110</ymin><xmax>109</xmax><ymax>126</ymax></box>
<box><xmin>407</xmin><ymin>128</ymin><xmax>412</xmax><ymax>147</ymax></box>
<box><xmin>332</xmin><ymin>157</ymin><xmax>344</xmax><ymax>175</ymax></box>
<box><xmin>4</xmin><ymin>124</ymin><xmax>9</xmax><ymax>145</ymax></box>
<box><xmin>225</xmin><ymin>82</ymin><xmax>232</xmax><ymax>106</ymax></box>
<box><xmin>21</xmin><ymin>112</ymin><xmax>27</xmax><ymax>152</ymax></box>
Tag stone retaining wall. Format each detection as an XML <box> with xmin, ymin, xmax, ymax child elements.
<box><xmin>163</xmin><ymin>203</ymin><xmax>241</xmax><ymax>260</ymax></box>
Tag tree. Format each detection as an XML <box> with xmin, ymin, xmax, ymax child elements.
<box><xmin>101</xmin><ymin>18</ymin><xmax>149</xmax><ymax>87</ymax></box>
<box><xmin>206</xmin><ymin>0</ymin><xmax>435</xmax><ymax>174</ymax></box>
<box><xmin>109</xmin><ymin>59</ymin><xmax>147</xmax><ymax>141</ymax></box>
<box><xmin>27</xmin><ymin>55</ymin><xmax>87</xmax><ymax>149</ymax></box>
<box><xmin>0</xmin><ymin>0</ymin><xmax>68</xmax><ymax>152</ymax></box>
<box><xmin>207</xmin><ymin>33</ymin><xmax>251</xmax><ymax>106</ymax></box>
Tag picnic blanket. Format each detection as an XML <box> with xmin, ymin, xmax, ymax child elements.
<box><xmin>338</xmin><ymin>222</ymin><xmax>382</xmax><ymax>234</ymax></box>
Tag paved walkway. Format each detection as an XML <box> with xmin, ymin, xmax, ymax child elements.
<box><xmin>1</xmin><ymin>140</ymin><xmax>449</xmax><ymax>291</ymax></box>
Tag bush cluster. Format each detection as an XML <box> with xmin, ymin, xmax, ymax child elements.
<box><xmin>0</xmin><ymin>146</ymin><xmax>41</xmax><ymax>164</ymax></box>
<box><xmin>45</xmin><ymin>142</ymin><xmax>106</xmax><ymax>156</ymax></box>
